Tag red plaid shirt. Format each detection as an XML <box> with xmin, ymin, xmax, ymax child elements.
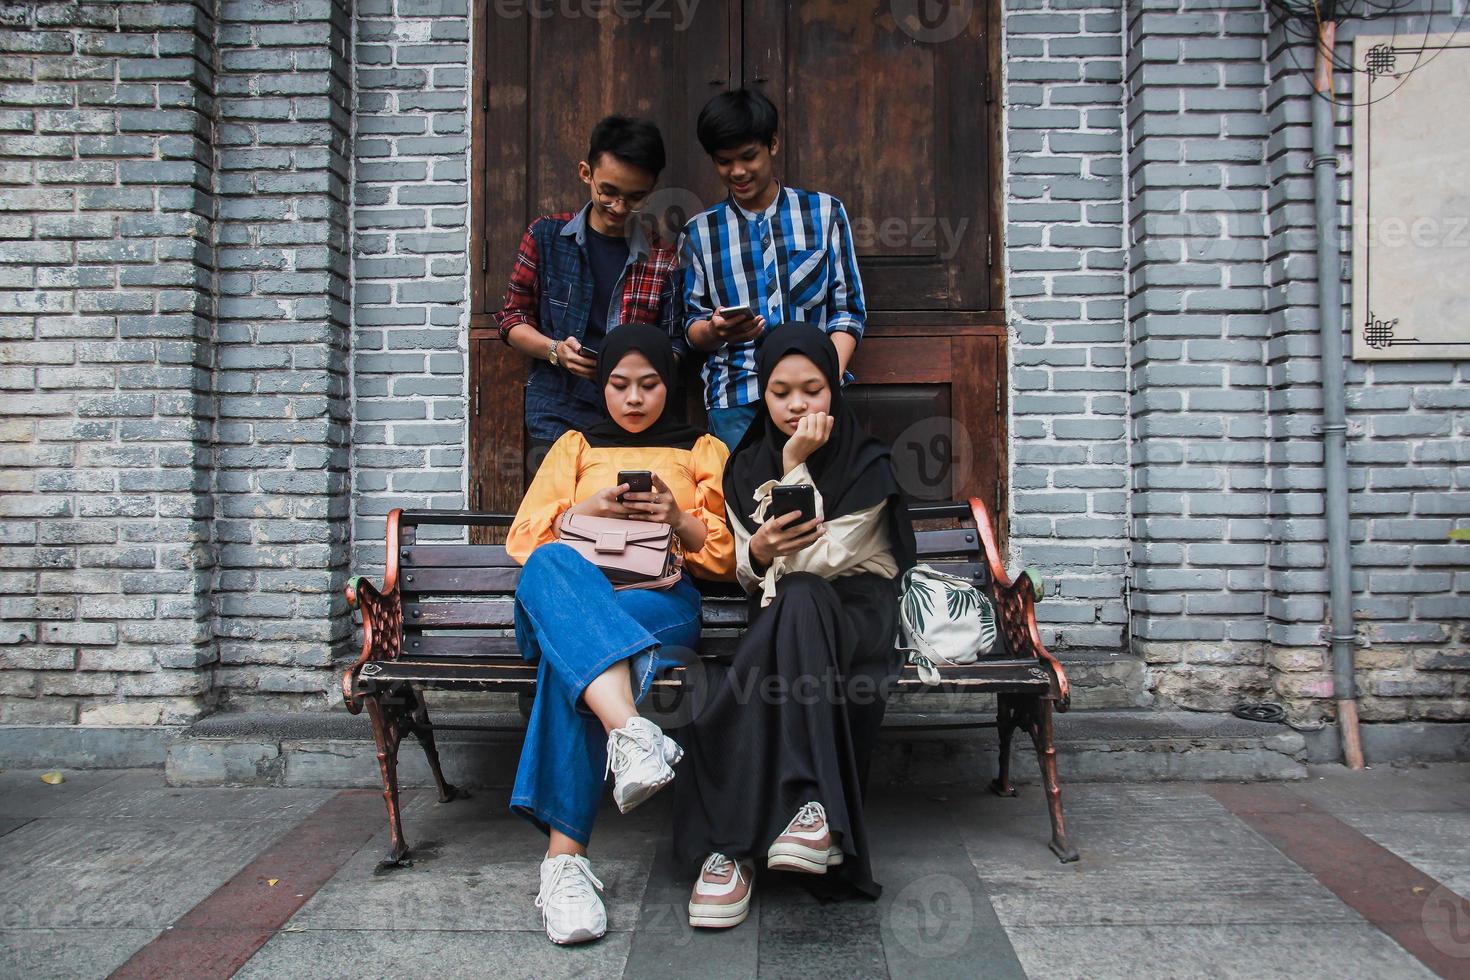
<box><xmin>493</xmin><ymin>209</ymin><xmax>683</xmax><ymax>353</ymax></box>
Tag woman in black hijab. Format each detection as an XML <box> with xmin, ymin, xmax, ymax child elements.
<box><xmin>673</xmin><ymin>324</ymin><xmax>916</xmax><ymax>928</ymax></box>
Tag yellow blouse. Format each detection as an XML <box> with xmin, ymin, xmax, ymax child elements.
<box><xmin>506</xmin><ymin>430</ymin><xmax>737</xmax><ymax>581</ymax></box>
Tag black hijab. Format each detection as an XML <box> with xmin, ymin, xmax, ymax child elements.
<box><xmin>724</xmin><ymin>325</ymin><xmax>916</xmax><ymax>572</ymax></box>
<box><xmin>583</xmin><ymin>323</ymin><xmax>706</xmax><ymax>450</ymax></box>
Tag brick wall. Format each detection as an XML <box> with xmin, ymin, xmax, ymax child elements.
<box><xmin>0</xmin><ymin>0</ymin><xmax>1464</xmax><ymax>730</ymax></box>
<box><xmin>1123</xmin><ymin>0</ymin><xmax>1469</xmax><ymax>721</ymax></box>
<box><xmin>1003</xmin><ymin>0</ymin><xmax>1132</xmax><ymax>654</ymax></box>
<box><xmin>211</xmin><ymin>0</ymin><xmax>354</xmax><ymax>710</ymax></box>
<box><xmin>1259</xmin><ymin>10</ymin><xmax>1470</xmax><ymax>723</ymax></box>
<box><xmin>0</xmin><ymin>0</ymin><xmax>219</xmax><ymax>726</ymax></box>
<box><xmin>1123</xmin><ymin>0</ymin><xmax>1273</xmax><ymax>709</ymax></box>
<box><xmin>350</xmin><ymin>0</ymin><xmax>471</xmax><ymax>570</ymax></box>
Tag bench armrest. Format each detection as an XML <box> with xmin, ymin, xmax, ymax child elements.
<box><xmin>341</xmin><ymin>510</ymin><xmax>406</xmax><ymax>713</ymax></box>
<box><xmin>967</xmin><ymin>498</ymin><xmax>1071</xmax><ymax>708</ymax></box>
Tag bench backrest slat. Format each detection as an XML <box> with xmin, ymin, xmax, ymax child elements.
<box><xmin>386</xmin><ymin>508</ymin><xmax>1012</xmax><ymax>664</ymax></box>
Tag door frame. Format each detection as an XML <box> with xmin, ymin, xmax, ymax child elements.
<box><xmin>467</xmin><ymin>0</ymin><xmax>1008</xmax><ymax>547</ymax></box>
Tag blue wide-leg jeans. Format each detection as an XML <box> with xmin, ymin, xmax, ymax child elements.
<box><xmin>509</xmin><ymin>542</ymin><xmax>701</xmax><ymax>845</ymax></box>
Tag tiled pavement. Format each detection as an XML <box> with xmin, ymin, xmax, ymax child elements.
<box><xmin>1</xmin><ymin>764</ymin><xmax>1468</xmax><ymax>979</ymax></box>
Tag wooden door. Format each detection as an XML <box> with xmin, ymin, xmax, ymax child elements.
<box><xmin>470</xmin><ymin>0</ymin><xmax>1006</xmax><ymax>535</ymax></box>
<box><xmin>742</xmin><ymin>0</ymin><xmax>1006</xmax><ymax>520</ymax></box>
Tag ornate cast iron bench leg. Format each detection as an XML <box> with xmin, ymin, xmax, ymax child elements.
<box><xmin>1024</xmin><ymin>694</ymin><xmax>1079</xmax><ymax>863</ymax></box>
<box><xmin>365</xmin><ymin>689</ymin><xmax>411</xmax><ymax>869</ymax></box>
<box><xmin>400</xmin><ymin>682</ymin><xmax>467</xmax><ymax>805</ymax></box>
<box><xmin>989</xmin><ymin>692</ymin><xmax>1021</xmax><ymax>797</ymax></box>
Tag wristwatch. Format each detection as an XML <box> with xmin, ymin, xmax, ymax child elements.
<box><xmin>547</xmin><ymin>339</ymin><xmax>560</xmax><ymax>366</ymax></box>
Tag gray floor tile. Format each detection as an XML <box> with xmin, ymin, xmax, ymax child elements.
<box><xmin>0</xmin><ymin>928</ymin><xmax>158</xmax><ymax>980</ymax></box>
<box><xmin>0</xmin><ymin>769</ymin><xmax>131</xmax><ymax>819</ymax></box>
<box><xmin>0</xmin><ymin>815</ymin><xmax>306</xmax><ymax>931</ymax></box>
<box><xmin>1336</xmin><ymin>809</ymin><xmax>1470</xmax><ymax>900</ymax></box>
<box><xmin>870</xmin><ymin>795</ymin><xmax>1027</xmax><ymax>979</ymax></box>
<box><xmin>951</xmin><ymin>784</ymin><xmax>1365</xmax><ymax>927</ymax></box>
<box><xmin>1297</xmin><ymin>763</ymin><xmax>1470</xmax><ymax>813</ymax></box>
<box><xmin>285</xmin><ymin>792</ymin><xmax>657</xmax><ymax>935</ymax></box>
<box><xmin>1004</xmin><ymin>922</ymin><xmax>1437</xmax><ymax>980</ymax></box>
<box><xmin>236</xmin><ymin>927</ymin><xmax>633</xmax><ymax>979</ymax></box>
<box><xmin>50</xmin><ymin>771</ymin><xmax>334</xmax><ymax>823</ymax></box>
<box><xmin>621</xmin><ymin>836</ymin><xmax>761</xmax><ymax>979</ymax></box>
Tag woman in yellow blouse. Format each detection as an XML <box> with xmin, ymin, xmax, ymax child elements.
<box><xmin>505</xmin><ymin>323</ymin><xmax>734</xmax><ymax>946</ymax></box>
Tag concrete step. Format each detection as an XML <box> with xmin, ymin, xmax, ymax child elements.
<box><xmin>164</xmin><ymin>706</ymin><xmax>1312</xmax><ymax>789</ymax></box>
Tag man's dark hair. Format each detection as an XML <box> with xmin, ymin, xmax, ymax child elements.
<box><xmin>587</xmin><ymin>115</ymin><xmax>666</xmax><ymax>177</ymax></box>
<box><xmin>696</xmin><ymin>89</ymin><xmax>779</xmax><ymax>156</ymax></box>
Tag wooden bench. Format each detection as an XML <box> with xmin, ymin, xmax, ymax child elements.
<box><xmin>342</xmin><ymin>497</ymin><xmax>1079</xmax><ymax>869</ymax></box>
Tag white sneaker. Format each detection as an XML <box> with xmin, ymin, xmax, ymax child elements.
<box><xmin>535</xmin><ymin>852</ymin><xmax>607</xmax><ymax>945</ymax></box>
<box><xmin>605</xmin><ymin>715</ymin><xmax>682</xmax><ymax>814</ymax></box>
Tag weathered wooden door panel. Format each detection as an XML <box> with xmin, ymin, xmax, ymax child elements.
<box><xmin>847</xmin><ymin>332</ymin><xmax>1006</xmax><ymax>529</ymax></box>
<box><xmin>742</xmin><ymin>0</ymin><xmax>996</xmax><ymax>311</ymax></box>
<box><xmin>471</xmin><ymin>0</ymin><xmax>1005</xmax><ymax>544</ymax></box>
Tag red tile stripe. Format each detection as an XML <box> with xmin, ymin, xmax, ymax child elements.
<box><xmin>1208</xmin><ymin>782</ymin><xmax>1470</xmax><ymax>979</ymax></box>
<box><xmin>109</xmin><ymin>789</ymin><xmax>388</xmax><ymax>980</ymax></box>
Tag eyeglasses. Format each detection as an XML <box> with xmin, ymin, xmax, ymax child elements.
<box><xmin>594</xmin><ymin>187</ymin><xmax>651</xmax><ymax>211</ymax></box>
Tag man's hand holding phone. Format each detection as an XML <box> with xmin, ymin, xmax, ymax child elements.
<box><xmin>711</xmin><ymin>305</ymin><xmax>766</xmax><ymax>345</ymax></box>
<box><xmin>557</xmin><ymin>336</ymin><xmax>598</xmax><ymax>381</ymax></box>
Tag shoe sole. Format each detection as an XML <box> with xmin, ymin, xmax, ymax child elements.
<box><xmin>765</xmin><ymin>843</ymin><xmax>843</xmax><ymax>874</ymax></box>
<box><xmin>688</xmin><ymin>896</ymin><xmax>751</xmax><ymax>929</ymax></box>
<box><xmin>613</xmin><ymin>763</ymin><xmax>675</xmax><ymax>814</ymax></box>
<box><xmin>545</xmin><ymin>923</ymin><xmax>607</xmax><ymax>945</ymax></box>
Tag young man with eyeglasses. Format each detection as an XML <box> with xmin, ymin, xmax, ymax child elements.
<box><xmin>495</xmin><ymin>116</ymin><xmax>685</xmax><ymax>472</ymax></box>
<box><xmin>680</xmin><ymin>89</ymin><xmax>867</xmax><ymax>450</ymax></box>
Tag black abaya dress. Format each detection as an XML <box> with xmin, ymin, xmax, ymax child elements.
<box><xmin>672</xmin><ymin>569</ymin><xmax>902</xmax><ymax>899</ymax></box>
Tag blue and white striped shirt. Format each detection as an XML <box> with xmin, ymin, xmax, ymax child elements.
<box><xmin>681</xmin><ymin>185</ymin><xmax>867</xmax><ymax>410</ymax></box>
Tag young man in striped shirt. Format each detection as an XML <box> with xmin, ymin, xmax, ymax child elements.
<box><xmin>680</xmin><ymin>89</ymin><xmax>867</xmax><ymax>450</ymax></box>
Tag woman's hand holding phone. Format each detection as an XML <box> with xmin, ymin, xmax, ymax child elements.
<box><xmin>568</xmin><ymin>484</ymin><xmax>633</xmax><ymax>519</ymax></box>
<box><xmin>623</xmin><ymin>474</ymin><xmax>708</xmax><ymax>552</ymax></box>
<box><xmin>749</xmin><ymin>509</ymin><xmax>824</xmax><ymax>569</ymax></box>
<box><xmin>622</xmin><ymin>473</ymin><xmax>680</xmax><ymax>525</ymax></box>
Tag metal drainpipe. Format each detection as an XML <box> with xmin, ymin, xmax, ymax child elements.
<box><xmin>1311</xmin><ymin>21</ymin><xmax>1365</xmax><ymax>769</ymax></box>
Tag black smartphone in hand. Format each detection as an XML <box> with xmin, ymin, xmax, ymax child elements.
<box><xmin>617</xmin><ymin>470</ymin><xmax>653</xmax><ymax>503</ymax></box>
<box><xmin>769</xmin><ymin>484</ymin><xmax>816</xmax><ymax>526</ymax></box>
<box><xmin>577</xmin><ymin>343</ymin><xmax>599</xmax><ymax>360</ymax></box>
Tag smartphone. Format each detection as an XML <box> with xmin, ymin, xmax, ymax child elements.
<box><xmin>617</xmin><ymin>469</ymin><xmax>653</xmax><ymax>503</ymax></box>
<box><xmin>716</xmin><ymin>304</ymin><xmax>758</xmax><ymax>322</ymax></box>
<box><xmin>576</xmin><ymin>343</ymin><xmax>599</xmax><ymax>360</ymax></box>
<box><xmin>769</xmin><ymin>484</ymin><xmax>816</xmax><ymax>526</ymax></box>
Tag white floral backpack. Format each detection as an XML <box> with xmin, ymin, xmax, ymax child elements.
<box><xmin>897</xmin><ymin>563</ymin><xmax>999</xmax><ymax>685</ymax></box>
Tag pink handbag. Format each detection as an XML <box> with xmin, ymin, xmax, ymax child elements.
<box><xmin>556</xmin><ymin>512</ymin><xmax>683</xmax><ymax>591</ymax></box>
